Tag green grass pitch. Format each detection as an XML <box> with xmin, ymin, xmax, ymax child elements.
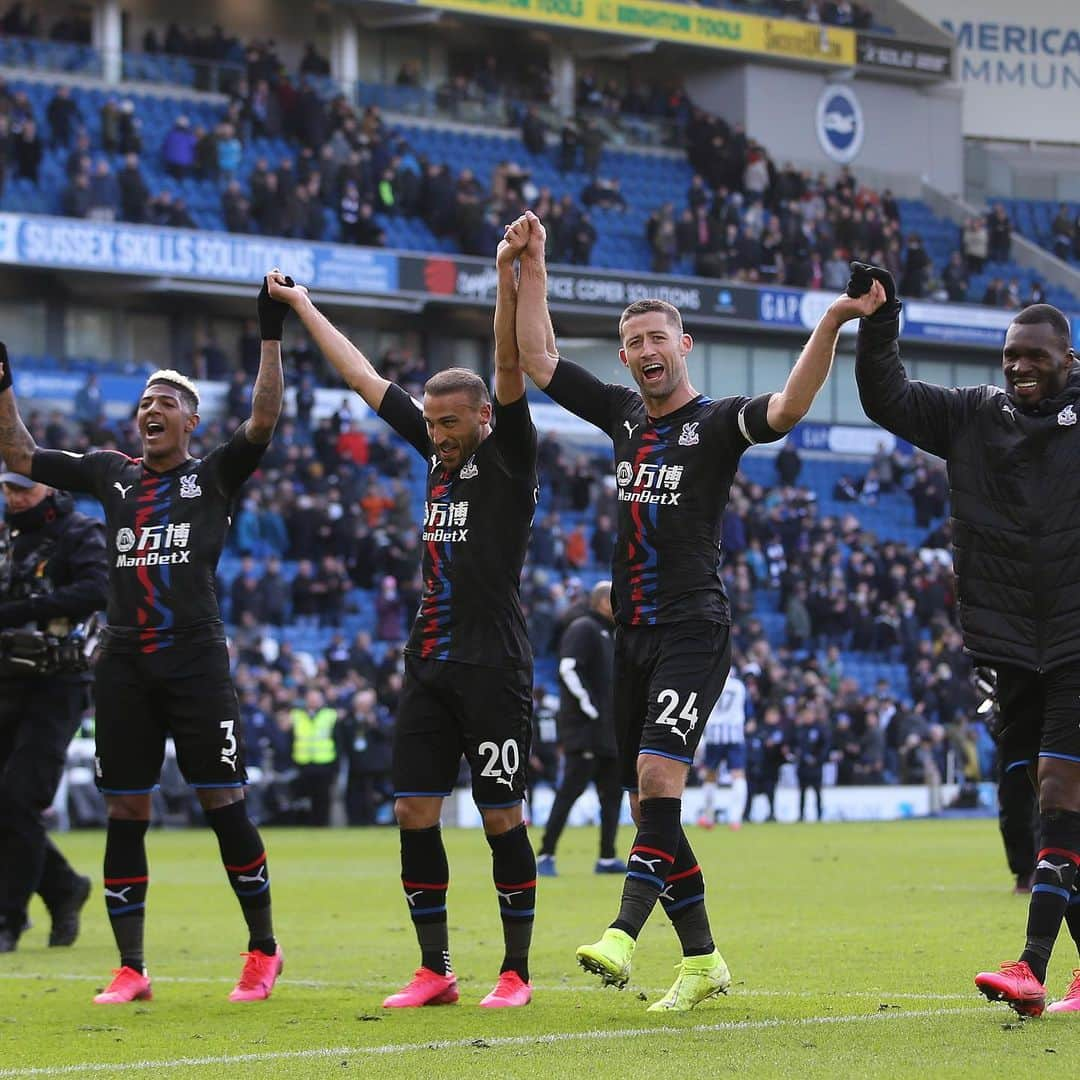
<box><xmin>1</xmin><ymin>819</ymin><xmax>1079</xmax><ymax>1078</ymax></box>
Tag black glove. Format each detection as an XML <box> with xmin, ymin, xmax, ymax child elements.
<box><xmin>974</xmin><ymin>666</ymin><xmax>1004</xmax><ymax>740</ymax></box>
<box><xmin>846</xmin><ymin>261</ymin><xmax>900</xmax><ymax>320</ymax></box>
<box><xmin>0</xmin><ymin>342</ymin><xmax>10</xmax><ymax>393</ymax></box>
<box><xmin>974</xmin><ymin>667</ymin><xmax>996</xmax><ymax>715</ymax></box>
<box><xmin>257</xmin><ymin>275</ymin><xmax>295</xmax><ymax>341</ymax></box>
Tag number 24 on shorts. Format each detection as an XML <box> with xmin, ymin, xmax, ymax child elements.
<box><xmin>656</xmin><ymin>690</ymin><xmax>699</xmax><ymax>746</ymax></box>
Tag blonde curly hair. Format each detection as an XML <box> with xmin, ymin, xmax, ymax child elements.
<box><xmin>145</xmin><ymin>369</ymin><xmax>200</xmax><ymax>413</ymax></box>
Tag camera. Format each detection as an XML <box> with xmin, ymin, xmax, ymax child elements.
<box><xmin>0</xmin><ymin>520</ymin><xmax>101</xmax><ymax>675</ymax></box>
<box><xmin>0</xmin><ymin>614</ymin><xmax>100</xmax><ymax>675</ymax></box>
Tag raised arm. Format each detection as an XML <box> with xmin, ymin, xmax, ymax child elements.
<box><xmin>765</xmin><ymin>282</ymin><xmax>886</xmax><ymax>433</ymax></box>
<box><xmin>515</xmin><ymin>210</ymin><xmax>559</xmax><ymax>390</ymax></box>
<box><xmin>0</xmin><ymin>347</ymin><xmax>39</xmax><ymax>476</ymax></box>
<box><xmin>242</xmin><ymin>274</ymin><xmax>291</xmax><ymax>444</ymax></box>
<box><xmin>245</xmin><ymin>340</ymin><xmax>284</xmax><ymax>444</ymax></box>
<box><xmin>494</xmin><ymin>215</ymin><xmax>528</xmax><ymax>406</ymax></box>
<box><xmin>851</xmin><ymin>263</ymin><xmax>975</xmax><ymax>457</ymax></box>
<box><xmin>267</xmin><ymin>273</ymin><xmax>391</xmax><ymax>412</ymax></box>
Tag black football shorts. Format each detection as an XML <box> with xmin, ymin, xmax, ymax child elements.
<box><xmin>613</xmin><ymin>621</ymin><xmax>732</xmax><ymax>791</ymax></box>
<box><xmin>393</xmin><ymin>655</ymin><xmax>533</xmax><ymax>808</ymax></box>
<box><xmin>94</xmin><ymin>636</ymin><xmax>245</xmax><ymax>793</ymax></box>
<box><xmin>993</xmin><ymin>662</ymin><xmax>1080</xmax><ymax>773</ymax></box>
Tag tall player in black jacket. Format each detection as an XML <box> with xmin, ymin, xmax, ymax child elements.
<box><xmin>0</xmin><ymin>276</ymin><xmax>289</xmax><ymax>1004</ymax></box>
<box><xmin>516</xmin><ymin>210</ymin><xmax>870</xmax><ymax>1011</ymax></box>
<box><xmin>851</xmin><ymin>262</ymin><xmax>1080</xmax><ymax>1016</ymax></box>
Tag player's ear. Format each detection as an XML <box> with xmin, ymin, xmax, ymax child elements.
<box><xmin>479</xmin><ymin>400</ymin><xmax>492</xmax><ymax>424</ymax></box>
<box><xmin>185</xmin><ymin>411</ymin><xmax>200</xmax><ymax>433</ymax></box>
<box><xmin>681</xmin><ymin>332</ymin><xmax>693</xmax><ymax>355</ymax></box>
<box><xmin>618</xmin><ymin>347</ymin><xmax>629</xmax><ymax>369</ymax></box>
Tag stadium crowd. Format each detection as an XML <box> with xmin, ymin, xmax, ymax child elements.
<box><xmin>0</xmin><ymin>17</ymin><xmax>1043</xmax><ymax>307</ymax></box>
<box><xmin>21</xmin><ymin>333</ymin><xmax>990</xmax><ymax>829</ymax></box>
<box><xmin>0</xmin><ymin>6</ymin><xmax>1004</xmax><ymax>828</ymax></box>
<box><xmin>0</xmin><ymin>2</ymin><xmax>91</xmax><ymax>45</ymax></box>
<box><xmin>1047</xmin><ymin>202</ymin><xmax>1080</xmax><ymax>264</ymax></box>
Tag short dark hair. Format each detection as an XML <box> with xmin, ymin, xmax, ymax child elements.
<box><xmin>423</xmin><ymin>367</ymin><xmax>490</xmax><ymax>407</ymax></box>
<box><xmin>618</xmin><ymin>299</ymin><xmax>684</xmax><ymax>342</ymax></box>
<box><xmin>1011</xmin><ymin>304</ymin><xmax>1072</xmax><ymax>348</ymax></box>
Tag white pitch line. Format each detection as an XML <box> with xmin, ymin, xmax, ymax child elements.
<box><xmin>0</xmin><ymin>1007</ymin><xmax>979</xmax><ymax>1078</ymax></box>
<box><xmin>0</xmin><ymin>971</ymin><xmax>974</xmax><ymax>1000</ymax></box>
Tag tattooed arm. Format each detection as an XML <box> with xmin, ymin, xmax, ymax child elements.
<box><xmin>0</xmin><ymin>348</ymin><xmax>38</xmax><ymax>475</ymax></box>
<box><xmin>244</xmin><ymin>340</ymin><xmax>284</xmax><ymax>445</ymax></box>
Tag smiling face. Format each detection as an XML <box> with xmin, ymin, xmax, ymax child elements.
<box><xmin>1002</xmin><ymin>319</ymin><xmax>1074</xmax><ymax>405</ymax></box>
<box><xmin>618</xmin><ymin>307</ymin><xmax>693</xmax><ymax>409</ymax></box>
<box><xmin>422</xmin><ymin>390</ymin><xmax>491</xmax><ymax>472</ymax></box>
<box><xmin>137</xmin><ymin>382</ymin><xmax>199</xmax><ymax>466</ymax></box>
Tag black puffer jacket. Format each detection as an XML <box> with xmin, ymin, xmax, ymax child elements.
<box><xmin>856</xmin><ymin>309</ymin><xmax>1080</xmax><ymax>672</ymax></box>
<box><xmin>0</xmin><ymin>490</ymin><xmax>108</xmax><ymax>679</ymax></box>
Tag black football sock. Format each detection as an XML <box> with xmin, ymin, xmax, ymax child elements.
<box><xmin>659</xmin><ymin>829</ymin><xmax>714</xmax><ymax>957</ymax></box>
<box><xmin>103</xmin><ymin>818</ymin><xmax>150</xmax><ymax>972</ymax></box>
<box><xmin>1065</xmin><ymin>883</ymin><xmax>1080</xmax><ymax>957</ymax></box>
<box><xmin>611</xmin><ymin>797</ymin><xmax>682</xmax><ymax>940</ymax></box>
<box><xmin>205</xmin><ymin>801</ymin><xmax>276</xmax><ymax>954</ymax></box>
<box><xmin>400</xmin><ymin>826</ymin><xmax>451</xmax><ymax>977</ymax></box>
<box><xmin>1019</xmin><ymin>809</ymin><xmax>1080</xmax><ymax>983</ymax></box>
<box><xmin>487</xmin><ymin>823</ymin><xmax>536</xmax><ymax>982</ymax></box>
<box><xmin>1064</xmin><ymin>883</ymin><xmax>1080</xmax><ymax>957</ymax></box>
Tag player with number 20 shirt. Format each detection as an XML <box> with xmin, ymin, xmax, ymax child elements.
<box><xmin>266</xmin><ymin>220</ymin><xmax>540</xmax><ymax>1011</ymax></box>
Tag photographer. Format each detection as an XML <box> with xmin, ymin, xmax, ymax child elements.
<box><xmin>0</xmin><ymin>472</ymin><xmax>107</xmax><ymax>952</ymax></box>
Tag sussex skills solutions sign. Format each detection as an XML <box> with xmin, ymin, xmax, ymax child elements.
<box><xmin>417</xmin><ymin>0</ymin><xmax>855</xmax><ymax>66</ymax></box>
<box><xmin>0</xmin><ymin>213</ymin><xmax>399</xmax><ymax>294</ymax></box>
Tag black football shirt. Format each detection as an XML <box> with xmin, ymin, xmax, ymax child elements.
<box><xmin>544</xmin><ymin>358</ymin><xmax>783</xmax><ymax>627</ymax></box>
<box><xmin>378</xmin><ymin>384</ymin><xmax>537</xmax><ymax>669</ymax></box>
<box><xmin>30</xmin><ymin>426</ymin><xmax>266</xmax><ymax>652</ymax></box>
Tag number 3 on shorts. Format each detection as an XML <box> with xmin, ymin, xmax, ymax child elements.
<box><xmin>220</xmin><ymin>719</ymin><xmax>238</xmax><ymax>771</ymax></box>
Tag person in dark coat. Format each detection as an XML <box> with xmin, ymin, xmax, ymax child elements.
<box><xmin>851</xmin><ymin>261</ymin><xmax>1080</xmax><ymax>1015</ymax></box>
<box><xmin>0</xmin><ymin>475</ymin><xmax>106</xmax><ymax>952</ymax></box>
<box><xmin>793</xmin><ymin>705</ymin><xmax>829</xmax><ymax>822</ymax></box>
<box><xmin>537</xmin><ymin>582</ymin><xmax>625</xmax><ymax>876</ymax></box>
<box><xmin>342</xmin><ymin>688</ymin><xmax>393</xmax><ymax>826</ymax></box>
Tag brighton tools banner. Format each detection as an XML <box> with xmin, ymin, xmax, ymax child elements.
<box><xmin>412</xmin><ymin>0</ymin><xmax>856</xmax><ymax>65</ymax></box>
